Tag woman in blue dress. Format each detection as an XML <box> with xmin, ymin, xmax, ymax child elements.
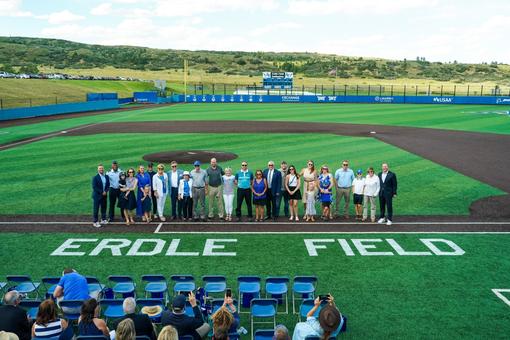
<box><xmin>251</xmin><ymin>170</ymin><xmax>267</xmax><ymax>222</ymax></box>
<box><xmin>136</xmin><ymin>164</ymin><xmax>151</xmax><ymax>219</ymax></box>
<box><xmin>318</xmin><ymin>165</ymin><xmax>333</xmax><ymax>220</ymax></box>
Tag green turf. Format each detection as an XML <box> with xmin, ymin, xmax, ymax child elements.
<box><xmin>1</xmin><ymin>103</ymin><xmax>510</xmax><ymax>145</ymax></box>
<box><xmin>1</xmin><ymin>232</ymin><xmax>509</xmax><ymax>339</ymax></box>
<box><xmin>0</xmin><ymin>132</ymin><xmax>502</xmax><ymax>215</ymax></box>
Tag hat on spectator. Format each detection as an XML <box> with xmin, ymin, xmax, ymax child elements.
<box><xmin>318</xmin><ymin>304</ymin><xmax>341</xmax><ymax>333</ymax></box>
<box><xmin>183</xmin><ymin>171</ymin><xmax>190</xmax><ymax>176</ymax></box>
<box><xmin>112</xmin><ymin>160</ymin><xmax>118</xmax><ymax>165</ymax></box>
<box><xmin>357</xmin><ymin>169</ymin><xmax>363</xmax><ymax>174</ymax></box>
<box><xmin>141</xmin><ymin>305</ymin><xmax>163</xmax><ymax>317</ymax></box>
<box><xmin>193</xmin><ymin>160</ymin><xmax>201</xmax><ymax>166</ymax></box>
<box><xmin>172</xmin><ymin>294</ymin><xmax>186</xmax><ymax>311</ymax></box>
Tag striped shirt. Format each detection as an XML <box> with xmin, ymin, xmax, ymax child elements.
<box><xmin>34</xmin><ymin>319</ymin><xmax>63</xmax><ymax>338</ymax></box>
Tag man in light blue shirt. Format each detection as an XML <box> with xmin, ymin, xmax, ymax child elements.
<box><xmin>334</xmin><ymin>160</ymin><xmax>355</xmax><ymax>219</ymax></box>
<box><xmin>235</xmin><ymin>161</ymin><xmax>254</xmax><ymax>222</ymax></box>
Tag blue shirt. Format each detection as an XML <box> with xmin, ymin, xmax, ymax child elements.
<box><xmin>58</xmin><ymin>272</ymin><xmax>90</xmax><ymax>300</ymax></box>
<box><xmin>183</xmin><ymin>180</ymin><xmax>190</xmax><ymax>197</ymax></box>
<box><xmin>159</xmin><ymin>175</ymin><xmax>167</xmax><ymax>194</ymax></box>
<box><xmin>334</xmin><ymin>168</ymin><xmax>354</xmax><ymax>188</ymax></box>
<box><xmin>235</xmin><ymin>170</ymin><xmax>254</xmax><ymax>189</ymax></box>
<box><xmin>99</xmin><ymin>174</ymin><xmax>106</xmax><ymax>191</ymax></box>
<box><xmin>107</xmin><ymin>169</ymin><xmax>122</xmax><ymax>189</ymax></box>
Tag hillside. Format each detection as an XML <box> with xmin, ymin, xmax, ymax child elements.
<box><xmin>1</xmin><ymin>36</ymin><xmax>510</xmax><ymax>84</ymax></box>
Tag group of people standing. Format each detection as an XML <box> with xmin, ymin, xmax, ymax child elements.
<box><xmin>92</xmin><ymin>158</ymin><xmax>397</xmax><ymax>227</ymax></box>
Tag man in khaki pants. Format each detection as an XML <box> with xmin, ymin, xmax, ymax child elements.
<box><xmin>206</xmin><ymin>158</ymin><xmax>225</xmax><ymax>220</ymax></box>
<box><xmin>334</xmin><ymin>160</ymin><xmax>355</xmax><ymax>219</ymax></box>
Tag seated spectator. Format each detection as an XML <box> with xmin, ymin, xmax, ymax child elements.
<box><xmin>32</xmin><ymin>299</ymin><xmax>68</xmax><ymax>338</ymax></box>
<box><xmin>210</xmin><ymin>295</ymin><xmax>239</xmax><ymax>336</ymax></box>
<box><xmin>0</xmin><ymin>291</ymin><xmax>30</xmax><ymax>340</ymax></box>
<box><xmin>157</xmin><ymin>325</ymin><xmax>178</xmax><ymax>340</ymax></box>
<box><xmin>78</xmin><ymin>298</ymin><xmax>109</xmax><ymax>336</ymax></box>
<box><xmin>53</xmin><ymin>268</ymin><xmax>96</xmax><ymax>314</ymax></box>
<box><xmin>161</xmin><ymin>293</ymin><xmax>210</xmax><ymax>340</ymax></box>
<box><xmin>112</xmin><ymin>297</ymin><xmax>156</xmax><ymax>340</ymax></box>
<box><xmin>292</xmin><ymin>295</ymin><xmax>344</xmax><ymax>340</ymax></box>
<box><xmin>116</xmin><ymin>318</ymin><xmax>136</xmax><ymax>340</ymax></box>
<box><xmin>273</xmin><ymin>325</ymin><xmax>291</xmax><ymax>340</ymax></box>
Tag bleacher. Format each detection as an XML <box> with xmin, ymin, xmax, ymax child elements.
<box><xmin>0</xmin><ymin>274</ymin><xmax>346</xmax><ymax>339</ymax></box>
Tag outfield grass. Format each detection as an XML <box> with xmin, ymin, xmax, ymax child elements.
<box><xmin>1</xmin><ymin>103</ymin><xmax>509</xmax><ymax>146</ymax></box>
<box><xmin>1</xmin><ymin>232</ymin><xmax>509</xmax><ymax>339</ymax></box>
<box><xmin>0</xmin><ymin>132</ymin><xmax>501</xmax><ymax>216</ymax></box>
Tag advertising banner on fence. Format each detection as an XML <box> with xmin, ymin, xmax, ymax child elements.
<box><xmin>182</xmin><ymin>94</ymin><xmax>510</xmax><ymax>105</ymax></box>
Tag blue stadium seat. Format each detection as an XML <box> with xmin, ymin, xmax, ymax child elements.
<box><xmin>6</xmin><ymin>275</ymin><xmax>40</xmax><ymax>298</ymax></box>
<box><xmin>141</xmin><ymin>274</ymin><xmax>168</xmax><ymax>301</ymax></box>
<box><xmin>85</xmin><ymin>276</ymin><xmax>106</xmax><ymax>296</ymax></box>
<box><xmin>170</xmin><ymin>275</ymin><xmax>196</xmax><ymax>294</ymax></box>
<box><xmin>237</xmin><ymin>276</ymin><xmax>261</xmax><ymax>313</ymax></box>
<box><xmin>211</xmin><ymin>298</ymin><xmax>238</xmax><ymax>315</ymax></box>
<box><xmin>254</xmin><ymin>329</ymin><xmax>275</xmax><ymax>340</ymax></box>
<box><xmin>292</xmin><ymin>276</ymin><xmax>317</xmax><ymax>314</ymax></box>
<box><xmin>298</xmin><ymin>299</ymin><xmax>329</xmax><ymax>321</ymax></box>
<box><xmin>41</xmin><ymin>276</ymin><xmax>60</xmax><ymax>299</ymax></box>
<box><xmin>59</xmin><ymin>299</ymin><xmax>85</xmax><ymax>321</ymax></box>
<box><xmin>250</xmin><ymin>298</ymin><xmax>277</xmax><ymax>339</ymax></box>
<box><xmin>108</xmin><ymin>275</ymin><xmax>136</xmax><ymax>298</ymax></box>
<box><xmin>265</xmin><ymin>276</ymin><xmax>289</xmax><ymax>314</ymax></box>
<box><xmin>136</xmin><ymin>298</ymin><xmax>165</xmax><ymax>323</ymax></box>
<box><xmin>99</xmin><ymin>299</ymin><xmax>124</xmax><ymax>321</ymax></box>
<box><xmin>202</xmin><ymin>275</ymin><xmax>226</xmax><ymax>298</ymax></box>
<box><xmin>19</xmin><ymin>299</ymin><xmax>42</xmax><ymax>319</ymax></box>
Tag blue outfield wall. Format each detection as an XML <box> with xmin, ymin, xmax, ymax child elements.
<box><xmin>0</xmin><ymin>100</ymin><xmax>120</xmax><ymax>121</ymax></box>
<box><xmin>86</xmin><ymin>93</ymin><xmax>118</xmax><ymax>101</ymax></box>
<box><xmin>180</xmin><ymin>94</ymin><xmax>510</xmax><ymax>105</ymax></box>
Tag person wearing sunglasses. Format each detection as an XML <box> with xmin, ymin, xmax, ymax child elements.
<box><xmin>235</xmin><ymin>161</ymin><xmax>254</xmax><ymax>222</ymax></box>
<box><xmin>334</xmin><ymin>160</ymin><xmax>355</xmax><ymax>219</ymax></box>
<box><xmin>168</xmin><ymin>161</ymin><xmax>184</xmax><ymax>220</ymax></box>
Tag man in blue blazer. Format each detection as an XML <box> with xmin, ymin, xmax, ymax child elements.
<box><xmin>167</xmin><ymin>161</ymin><xmax>185</xmax><ymax>220</ymax></box>
<box><xmin>92</xmin><ymin>164</ymin><xmax>110</xmax><ymax>228</ymax></box>
<box><xmin>263</xmin><ymin>160</ymin><xmax>282</xmax><ymax>221</ymax></box>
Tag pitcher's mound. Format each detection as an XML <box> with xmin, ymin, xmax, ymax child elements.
<box><xmin>143</xmin><ymin>150</ymin><xmax>238</xmax><ymax>164</ymax></box>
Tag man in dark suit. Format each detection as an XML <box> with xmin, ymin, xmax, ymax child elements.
<box><xmin>263</xmin><ymin>160</ymin><xmax>282</xmax><ymax>221</ymax></box>
<box><xmin>161</xmin><ymin>293</ymin><xmax>210</xmax><ymax>340</ymax></box>
<box><xmin>0</xmin><ymin>291</ymin><xmax>31</xmax><ymax>340</ymax></box>
<box><xmin>92</xmin><ymin>164</ymin><xmax>110</xmax><ymax>228</ymax></box>
<box><xmin>112</xmin><ymin>298</ymin><xmax>156</xmax><ymax>340</ymax></box>
<box><xmin>377</xmin><ymin>163</ymin><xmax>397</xmax><ymax>226</ymax></box>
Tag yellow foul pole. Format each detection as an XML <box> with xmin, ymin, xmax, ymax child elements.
<box><xmin>184</xmin><ymin>59</ymin><xmax>188</xmax><ymax>102</ymax></box>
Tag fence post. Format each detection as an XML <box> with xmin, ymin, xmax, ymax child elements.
<box><xmin>55</xmin><ymin>96</ymin><xmax>58</xmax><ymax>105</ymax></box>
<box><xmin>415</xmin><ymin>85</ymin><xmax>418</xmax><ymax>96</ymax></box>
<box><xmin>379</xmin><ymin>85</ymin><xmax>382</xmax><ymax>96</ymax></box>
<box><xmin>356</xmin><ymin>85</ymin><xmax>359</xmax><ymax>96</ymax></box>
<box><xmin>344</xmin><ymin>85</ymin><xmax>347</xmax><ymax>96</ymax></box>
<box><xmin>390</xmin><ymin>85</ymin><xmax>393</xmax><ymax>96</ymax></box>
<box><xmin>0</xmin><ymin>99</ymin><xmax>2</xmax><ymax>110</ymax></box>
<box><xmin>368</xmin><ymin>85</ymin><xmax>371</xmax><ymax>96</ymax></box>
<box><xmin>453</xmin><ymin>85</ymin><xmax>456</xmax><ymax>96</ymax></box>
<box><xmin>403</xmin><ymin>85</ymin><xmax>406</xmax><ymax>98</ymax></box>
<box><xmin>480</xmin><ymin>85</ymin><xmax>483</xmax><ymax>96</ymax></box>
<box><xmin>212</xmin><ymin>84</ymin><xmax>215</xmax><ymax>95</ymax></box>
<box><xmin>224</xmin><ymin>84</ymin><xmax>226</xmax><ymax>95</ymax></box>
<box><xmin>302</xmin><ymin>85</ymin><xmax>304</xmax><ymax>95</ymax></box>
<box><xmin>29</xmin><ymin>98</ymin><xmax>32</xmax><ymax>107</ymax></box>
<box><xmin>440</xmin><ymin>85</ymin><xmax>443</xmax><ymax>97</ymax></box>
<box><xmin>314</xmin><ymin>85</ymin><xmax>317</xmax><ymax>95</ymax></box>
<box><xmin>333</xmin><ymin>85</ymin><xmax>336</xmax><ymax>96</ymax></box>
<box><xmin>321</xmin><ymin>84</ymin><xmax>323</xmax><ymax>95</ymax></box>
<box><xmin>467</xmin><ymin>85</ymin><xmax>470</xmax><ymax>96</ymax></box>
<box><xmin>428</xmin><ymin>84</ymin><xmax>431</xmax><ymax>96</ymax></box>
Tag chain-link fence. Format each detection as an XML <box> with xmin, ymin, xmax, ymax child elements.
<box><xmin>0</xmin><ymin>96</ymin><xmax>85</xmax><ymax>109</ymax></box>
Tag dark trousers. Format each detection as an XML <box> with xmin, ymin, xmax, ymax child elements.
<box><xmin>266</xmin><ymin>191</ymin><xmax>282</xmax><ymax>218</ymax></box>
<box><xmin>379</xmin><ymin>194</ymin><xmax>393</xmax><ymax>221</ymax></box>
<box><xmin>278</xmin><ymin>192</ymin><xmax>290</xmax><ymax>217</ymax></box>
<box><xmin>93</xmin><ymin>195</ymin><xmax>107</xmax><ymax>223</ymax></box>
<box><xmin>236</xmin><ymin>188</ymin><xmax>253</xmax><ymax>218</ymax></box>
<box><xmin>182</xmin><ymin>196</ymin><xmax>193</xmax><ymax>219</ymax></box>
<box><xmin>170</xmin><ymin>187</ymin><xmax>182</xmax><ymax>217</ymax></box>
<box><xmin>108</xmin><ymin>188</ymin><xmax>121</xmax><ymax>220</ymax></box>
<box><xmin>151</xmin><ymin>193</ymin><xmax>157</xmax><ymax>216</ymax></box>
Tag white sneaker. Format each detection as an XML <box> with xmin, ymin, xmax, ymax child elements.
<box><xmin>101</xmin><ymin>219</ymin><xmax>108</xmax><ymax>225</ymax></box>
<box><xmin>93</xmin><ymin>222</ymin><xmax>101</xmax><ymax>228</ymax></box>
<box><xmin>386</xmin><ymin>220</ymin><xmax>392</xmax><ymax>226</ymax></box>
<box><xmin>377</xmin><ymin>218</ymin><xmax>386</xmax><ymax>224</ymax></box>
<box><xmin>160</xmin><ymin>216</ymin><xmax>166</xmax><ymax>222</ymax></box>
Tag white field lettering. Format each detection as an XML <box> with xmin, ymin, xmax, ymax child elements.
<box><xmin>304</xmin><ymin>238</ymin><xmax>465</xmax><ymax>256</ymax></box>
<box><xmin>50</xmin><ymin>238</ymin><xmax>464</xmax><ymax>257</ymax></box>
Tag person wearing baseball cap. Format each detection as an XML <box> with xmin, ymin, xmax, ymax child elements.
<box><xmin>292</xmin><ymin>294</ymin><xmax>345</xmax><ymax>339</ymax></box>
<box><xmin>178</xmin><ymin>171</ymin><xmax>193</xmax><ymax>221</ymax></box>
<box><xmin>161</xmin><ymin>293</ymin><xmax>210</xmax><ymax>339</ymax></box>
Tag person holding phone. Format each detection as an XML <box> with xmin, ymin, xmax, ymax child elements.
<box><xmin>292</xmin><ymin>294</ymin><xmax>345</xmax><ymax>340</ymax></box>
<box><xmin>210</xmin><ymin>291</ymin><xmax>240</xmax><ymax>338</ymax></box>
<box><xmin>161</xmin><ymin>292</ymin><xmax>210</xmax><ymax>339</ymax></box>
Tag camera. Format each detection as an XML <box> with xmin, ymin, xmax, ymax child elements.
<box><xmin>318</xmin><ymin>294</ymin><xmax>330</xmax><ymax>302</ymax></box>
<box><xmin>226</xmin><ymin>288</ymin><xmax>232</xmax><ymax>298</ymax></box>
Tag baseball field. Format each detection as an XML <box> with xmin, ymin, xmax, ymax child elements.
<box><xmin>1</xmin><ymin>102</ymin><xmax>510</xmax><ymax>339</ymax></box>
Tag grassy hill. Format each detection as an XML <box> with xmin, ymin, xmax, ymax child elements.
<box><xmin>2</xmin><ymin>36</ymin><xmax>510</xmax><ymax>84</ymax></box>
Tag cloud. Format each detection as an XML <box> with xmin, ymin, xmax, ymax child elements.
<box><xmin>155</xmin><ymin>0</ymin><xmax>279</xmax><ymax>17</ymax></box>
<box><xmin>0</xmin><ymin>0</ymin><xmax>33</xmax><ymax>17</ymax></box>
<box><xmin>45</xmin><ymin>10</ymin><xmax>85</xmax><ymax>25</ymax></box>
<box><xmin>250</xmin><ymin>22</ymin><xmax>302</xmax><ymax>37</ymax></box>
<box><xmin>91</xmin><ymin>3</ymin><xmax>112</xmax><ymax>16</ymax></box>
<box><xmin>287</xmin><ymin>0</ymin><xmax>437</xmax><ymax>16</ymax></box>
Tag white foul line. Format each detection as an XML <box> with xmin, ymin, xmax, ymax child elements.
<box><xmin>154</xmin><ymin>223</ymin><xmax>163</xmax><ymax>234</ymax></box>
<box><xmin>492</xmin><ymin>289</ymin><xmax>510</xmax><ymax>307</ymax></box>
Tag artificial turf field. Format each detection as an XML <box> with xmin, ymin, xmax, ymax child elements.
<box><xmin>1</xmin><ymin>103</ymin><xmax>510</xmax><ymax>338</ymax></box>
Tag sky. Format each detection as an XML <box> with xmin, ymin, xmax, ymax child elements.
<box><xmin>1</xmin><ymin>0</ymin><xmax>510</xmax><ymax>63</ymax></box>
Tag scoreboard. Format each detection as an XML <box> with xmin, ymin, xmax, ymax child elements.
<box><xmin>262</xmin><ymin>72</ymin><xmax>293</xmax><ymax>89</ymax></box>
